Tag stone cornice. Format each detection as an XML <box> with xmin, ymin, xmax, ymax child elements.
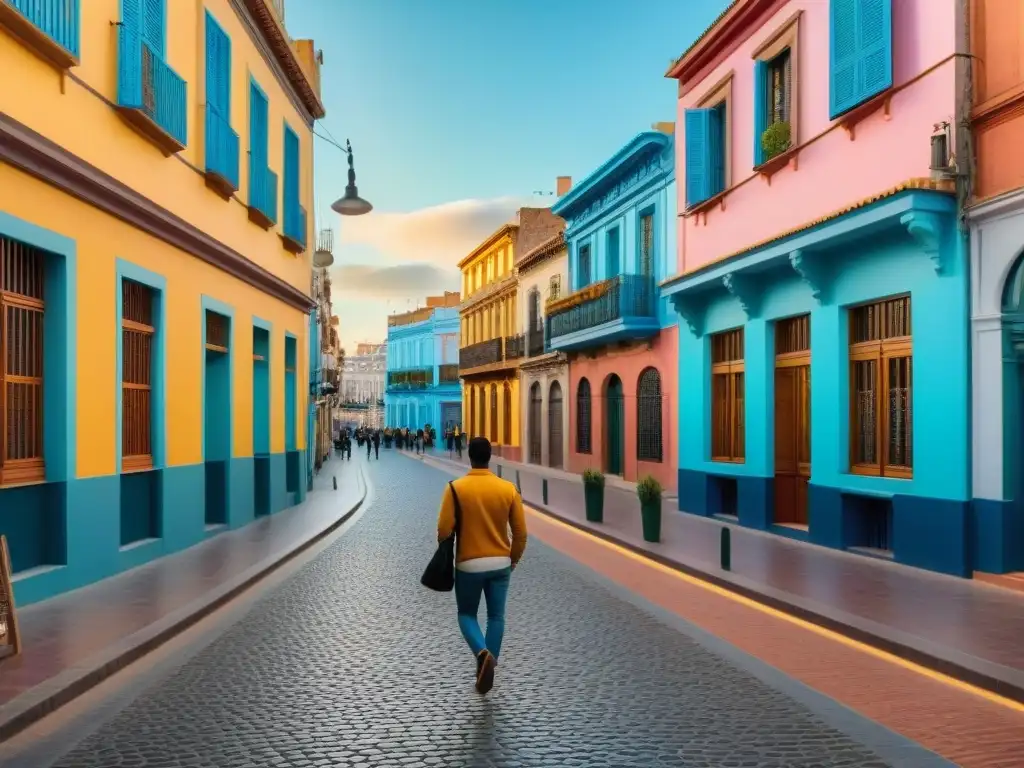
<box><xmin>0</xmin><ymin>112</ymin><xmax>313</xmax><ymax>312</ymax></box>
<box><xmin>458</xmin><ymin>225</ymin><xmax>516</xmax><ymax>270</ymax></box>
<box><xmin>516</xmin><ymin>233</ymin><xmax>565</xmax><ymax>274</ymax></box>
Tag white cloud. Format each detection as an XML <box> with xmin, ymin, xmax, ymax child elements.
<box><xmin>336</xmin><ymin>196</ymin><xmax>532</xmax><ymax>267</ymax></box>
<box><xmin>330</xmin><ymin>263</ymin><xmax>459</xmax><ymax>299</ymax></box>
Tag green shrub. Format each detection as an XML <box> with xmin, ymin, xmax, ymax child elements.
<box><xmin>761</xmin><ymin>120</ymin><xmax>791</xmax><ymax>162</ymax></box>
<box><xmin>637</xmin><ymin>475</ymin><xmax>662</xmax><ymax>504</ymax></box>
<box><xmin>582</xmin><ymin>468</ymin><xmax>605</xmax><ymax>487</ymax></box>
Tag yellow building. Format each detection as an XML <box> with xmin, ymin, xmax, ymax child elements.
<box><xmin>459</xmin><ymin>208</ymin><xmax>563</xmax><ymax>462</ymax></box>
<box><xmin>0</xmin><ymin>0</ymin><xmax>322</xmax><ymax>604</ymax></box>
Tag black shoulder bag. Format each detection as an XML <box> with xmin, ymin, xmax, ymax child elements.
<box><xmin>421</xmin><ymin>481</ymin><xmax>461</xmax><ymax>592</ymax></box>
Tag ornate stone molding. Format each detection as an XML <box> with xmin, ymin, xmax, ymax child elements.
<box><xmin>900</xmin><ymin>210</ymin><xmax>948</xmax><ymax>274</ymax></box>
<box><xmin>789</xmin><ymin>248</ymin><xmax>831</xmax><ymax>305</ymax></box>
<box><xmin>0</xmin><ymin>112</ymin><xmax>313</xmax><ymax>311</ymax></box>
<box><xmin>722</xmin><ymin>272</ymin><xmax>761</xmax><ymax>319</ymax></box>
<box><xmin>671</xmin><ymin>294</ymin><xmax>705</xmax><ymax>337</ymax></box>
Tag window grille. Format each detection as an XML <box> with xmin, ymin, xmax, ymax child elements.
<box><xmin>711</xmin><ymin>328</ymin><xmax>745</xmax><ymax>462</ymax></box>
<box><xmin>122</xmin><ymin>279</ymin><xmax>156</xmax><ymax>470</ymax></box>
<box><xmin>637</xmin><ymin>367</ymin><xmax>663</xmax><ymax>462</ymax></box>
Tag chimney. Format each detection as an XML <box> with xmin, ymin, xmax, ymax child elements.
<box><xmin>556</xmin><ymin>176</ymin><xmax>572</xmax><ymax>197</ymax></box>
<box><xmin>651</xmin><ymin>122</ymin><xmax>676</xmax><ymax>135</ymax></box>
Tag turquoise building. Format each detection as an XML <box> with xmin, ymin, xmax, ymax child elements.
<box><xmin>384</xmin><ymin>297</ymin><xmax>463</xmax><ymax>431</ymax></box>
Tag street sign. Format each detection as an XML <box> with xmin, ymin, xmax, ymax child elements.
<box><xmin>0</xmin><ymin>535</ymin><xmax>21</xmax><ymax>660</ymax></box>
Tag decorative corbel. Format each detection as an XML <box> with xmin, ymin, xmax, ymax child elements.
<box><xmin>789</xmin><ymin>249</ymin><xmax>831</xmax><ymax>305</ymax></box>
<box><xmin>900</xmin><ymin>211</ymin><xmax>947</xmax><ymax>274</ymax></box>
<box><xmin>671</xmin><ymin>293</ymin><xmax>705</xmax><ymax>337</ymax></box>
<box><xmin>722</xmin><ymin>273</ymin><xmax>762</xmax><ymax>319</ymax></box>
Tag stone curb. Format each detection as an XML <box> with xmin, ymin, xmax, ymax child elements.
<box><xmin>416</xmin><ymin>452</ymin><xmax>1024</xmax><ymax>705</ymax></box>
<box><xmin>0</xmin><ymin>464</ymin><xmax>369</xmax><ymax>744</ymax></box>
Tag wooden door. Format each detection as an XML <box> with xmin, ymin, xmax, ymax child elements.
<box><xmin>528</xmin><ymin>382</ymin><xmax>542</xmax><ymax>464</ymax></box>
<box><xmin>548</xmin><ymin>381</ymin><xmax>564</xmax><ymax>469</ymax></box>
<box><xmin>606</xmin><ymin>376</ymin><xmax>625</xmax><ymax>475</ymax></box>
<box><xmin>774</xmin><ymin>316</ymin><xmax>811</xmax><ymax>526</ymax></box>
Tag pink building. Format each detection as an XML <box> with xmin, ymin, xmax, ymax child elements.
<box><xmin>660</xmin><ymin>0</ymin><xmax>974</xmax><ymax>578</ymax></box>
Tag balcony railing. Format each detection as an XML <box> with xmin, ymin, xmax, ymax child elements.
<box><xmin>117</xmin><ymin>30</ymin><xmax>187</xmax><ymax>153</ymax></box>
<box><xmin>282</xmin><ymin>199</ymin><xmax>307</xmax><ymax>252</ymax></box>
<box><xmin>387</xmin><ymin>367</ymin><xmax>433</xmax><ymax>390</ymax></box>
<box><xmin>438</xmin><ymin>363</ymin><xmax>460</xmax><ymax>383</ymax></box>
<box><xmin>2</xmin><ymin>0</ymin><xmax>80</xmax><ymax>66</ymax></box>
<box><xmin>504</xmin><ymin>334</ymin><xmax>525</xmax><ymax>360</ymax></box>
<box><xmin>248</xmin><ymin>160</ymin><xmax>278</xmax><ymax>228</ymax></box>
<box><xmin>547</xmin><ymin>273</ymin><xmax>657</xmax><ymax>345</ymax></box>
<box><xmin>459</xmin><ymin>338</ymin><xmax>503</xmax><ymax>370</ymax></box>
<box><xmin>204</xmin><ymin>105</ymin><xmax>239</xmax><ymax>195</ymax></box>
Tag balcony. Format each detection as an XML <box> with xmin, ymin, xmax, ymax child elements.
<box><xmin>204</xmin><ymin>105</ymin><xmax>239</xmax><ymax>197</ymax></box>
<box><xmin>248</xmin><ymin>161</ymin><xmax>278</xmax><ymax>229</ymax></box>
<box><xmin>504</xmin><ymin>334</ymin><xmax>525</xmax><ymax>360</ymax></box>
<box><xmin>281</xmin><ymin>199</ymin><xmax>307</xmax><ymax>254</ymax></box>
<box><xmin>1</xmin><ymin>0</ymin><xmax>79</xmax><ymax>69</ymax></box>
<box><xmin>438</xmin><ymin>363</ymin><xmax>460</xmax><ymax>384</ymax></box>
<box><xmin>117</xmin><ymin>29</ymin><xmax>187</xmax><ymax>155</ymax></box>
<box><xmin>387</xmin><ymin>367</ymin><xmax>433</xmax><ymax>391</ymax></box>
<box><xmin>459</xmin><ymin>338</ymin><xmax>503</xmax><ymax>372</ymax></box>
<box><xmin>546</xmin><ymin>273</ymin><xmax>658</xmax><ymax>352</ymax></box>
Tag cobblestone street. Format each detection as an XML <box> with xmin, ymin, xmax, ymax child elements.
<box><xmin>34</xmin><ymin>452</ymin><xmax>944</xmax><ymax>768</ymax></box>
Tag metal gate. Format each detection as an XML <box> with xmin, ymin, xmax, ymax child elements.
<box><xmin>548</xmin><ymin>381</ymin><xmax>563</xmax><ymax>469</ymax></box>
<box><xmin>528</xmin><ymin>382</ymin><xmax>542</xmax><ymax>464</ymax></box>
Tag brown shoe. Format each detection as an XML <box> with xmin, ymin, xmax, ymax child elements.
<box><xmin>475</xmin><ymin>650</ymin><xmax>496</xmax><ymax>694</ymax></box>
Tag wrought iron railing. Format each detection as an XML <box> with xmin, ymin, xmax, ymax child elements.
<box><xmin>117</xmin><ymin>28</ymin><xmax>187</xmax><ymax>146</ymax></box>
<box><xmin>527</xmin><ymin>328</ymin><xmax>545</xmax><ymax>357</ymax></box>
<box><xmin>7</xmin><ymin>0</ymin><xmax>80</xmax><ymax>57</ymax></box>
<box><xmin>504</xmin><ymin>334</ymin><xmax>525</xmax><ymax>360</ymax></box>
<box><xmin>438</xmin><ymin>363</ymin><xmax>460</xmax><ymax>383</ymax></box>
<box><xmin>547</xmin><ymin>274</ymin><xmax>656</xmax><ymax>342</ymax></box>
<box><xmin>204</xmin><ymin>105</ymin><xmax>239</xmax><ymax>190</ymax></box>
<box><xmin>387</xmin><ymin>367</ymin><xmax>432</xmax><ymax>390</ymax></box>
<box><xmin>249</xmin><ymin>160</ymin><xmax>278</xmax><ymax>224</ymax></box>
<box><xmin>459</xmin><ymin>338</ymin><xmax>503</xmax><ymax>370</ymax></box>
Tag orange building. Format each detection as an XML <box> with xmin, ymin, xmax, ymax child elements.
<box><xmin>968</xmin><ymin>0</ymin><xmax>1024</xmax><ymax>576</ymax></box>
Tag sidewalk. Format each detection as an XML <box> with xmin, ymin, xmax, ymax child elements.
<box><xmin>419</xmin><ymin>448</ymin><xmax>1024</xmax><ymax>703</ymax></box>
<box><xmin>0</xmin><ymin>457</ymin><xmax>367</xmax><ymax>742</ymax></box>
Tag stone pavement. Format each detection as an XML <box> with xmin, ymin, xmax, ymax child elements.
<box><xmin>20</xmin><ymin>449</ymin><xmax>952</xmax><ymax>768</ymax></box>
<box><xmin>421</xmin><ymin>447</ymin><xmax>1024</xmax><ymax>702</ymax></box>
<box><xmin>0</xmin><ymin>456</ymin><xmax>366</xmax><ymax>742</ymax></box>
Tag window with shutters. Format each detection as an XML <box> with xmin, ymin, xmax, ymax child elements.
<box><xmin>849</xmin><ymin>295</ymin><xmax>912</xmax><ymax>478</ymax></box>
<box><xmin>639</xmin><ymin>213</ymin><xmax>654</xmax><ymax>277</ymax></box>
<box><xmin>282</xmin><ymin>123</ymin><xmax>305</xmax><ymax>247</ymax></box>
<box><xmin>204</xmin><ymin>11</ymin><xmax>238</xmax><ymax>191</ymax></box>
<box><xmin>684</xmin><ymin>73</ymin><xmax>732</xmax><ymax>208</ymax></box>
<box><xmin>248</xmin><ymin>78</ymin><xmax>277</xmax><ymax>226</ymax></box>
<box><xmin>637</xmin><ymin>368</ymin><xmax>663</xmax><ymax>463</ymax></box>
<box><xmin>122</xmin><ymin>279</ymin><xmax>156</xmax><ymax>472</ymax></box>
<box><xmin>829</xmin><ymin>0</ymin><xmax>893</xmax><ymax>119</ymax></box>
<box><xmin>1</xmin><ymin>237</ymin><xmax>45</xmax><ymax>486</ymax></box>
<box><xmin>711</xmin><ymin>328</ymin><xmax>745</xmax><ymax>462</ymax></box>
<box><xmin>576</xmin><ymin>378</ymin><xmax>592</xmax><ymax>454</ymax></box>
<box><xmin>752</xmin><ymin>12</ymin><xmax>801</xmax><ymax>167</ymax></box>
<box><xmin>577</xmin><ymin>244</ymin><xmax>592</xmax><ymax>289</ymax></box>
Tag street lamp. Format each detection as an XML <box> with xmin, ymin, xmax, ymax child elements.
<box><xmin>330</xmin><ymin>139</ymin><xmax>373</xmax><ymax>217</ymax></box>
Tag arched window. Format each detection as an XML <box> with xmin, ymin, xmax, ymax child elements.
<box><xmin>637</xmin><ymin>367</ymin><xmax>663</xmax><ymax>462</ymax></box>
<box><xmin>528</xmin><ymin>382</ymin><xmax>542</xmax><ymax>464</ymax></box>
<box><xmin>503</xmin><ymin>381</ymin><xmax>512</xmax><ymax>444</ymax></box>
<box><xmin>576</xmin><ymin>378</ymin><xmax>592</xmax><ymax>454</ymax></box>
<box><xmin>490</xmin><ymin>383</ymin><xmax>498</xmax><ymax>443</ymax></box>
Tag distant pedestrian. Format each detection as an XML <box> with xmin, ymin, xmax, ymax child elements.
<box><xmin>436</xmin><ymin>437</ymin><xmax>527</xmax><ymax>695</ymax></box>
<box><xmin>372</xmin><ymin>430</ymin><xmax>380</xmax><ymax>459</ymax></box>
<box><xmin>454</xmin><ymin>426</ymin><xmax>463</xmax><ymax>459</ymax></box>
<box><xmin>366</xmin><ymin>432</ymin><xmax>372</xmax><ymax>458</ymax></box>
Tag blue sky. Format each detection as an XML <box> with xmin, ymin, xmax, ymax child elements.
<box><xmin>284</xmin><ymin>0</ymin><xmax>729</xmax><ymax>350</ymax></box>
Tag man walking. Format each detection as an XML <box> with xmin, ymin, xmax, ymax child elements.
<box><xmin>372</xmin><ymin>429</ymin><xmax>380</xmax><ymax>459</ymax></box>
<box><xmin>436</xmin><ymin>437</ymin><xmax>527</xmax><ymax>695</ymax></box>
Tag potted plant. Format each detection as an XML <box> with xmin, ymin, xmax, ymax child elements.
<box><xmin>637</xmin><ymin>475</ymin><xmax>663</xmax><ymax>543</ymax></box>
<box><xmin>761</xmin><ymin>120</ymin><xmax>791</xmax><ymax>163</ymax></box>
<box><xmin>582</xmin><ymin>468</ymin><xmax>605</xmax><ymax>523</ymax></box>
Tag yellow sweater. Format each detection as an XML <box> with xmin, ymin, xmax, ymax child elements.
<box><xmin>437</xmin><ymin>469</ymin><xmax>528</xmax><ymax>565</ymax></box>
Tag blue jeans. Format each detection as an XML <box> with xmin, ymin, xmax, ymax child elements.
<box><xmin>454</xmin><ymin>567</ymin><xmax>511</xmax><ymax>660</ymax></box>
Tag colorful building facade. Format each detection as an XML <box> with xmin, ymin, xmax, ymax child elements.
<box><xmin>517</xmin><ymin>223</ymin><xmax>570</xmax><ymax>470</ymax></box>
<box><xmin>663</xmin><ymin>0</ymin><xmax>969</xmax><ymax>576</ymax></box>
<box><xmin>385</xmin><ymin>293</ymin><xmax>462</xmax><ymax>431</ymax></box>
<box><xmin>459</xmin><ymin>208</ymin><xmax>563</xmax><ymax>461</ymax></box>
<box><xmin>968</xmin><ymin>0</ymin><xmax>1024</xmax><ymax>576</ymax></box>
<box><xmin>548</xmin><ymin>128</ymin><xmax>678</xmax><ymax>490</ymax></box>
<box><xmin>0</xmin><ymin>0</ymin><xmax>321</xmax><ymax>604</ymax></box>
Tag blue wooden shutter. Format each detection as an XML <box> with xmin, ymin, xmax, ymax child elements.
<box><xmin>250</xmin><ymin>83</ymin><xmax>267</xmax><ymax>168</ymax></box>
<box><xmin>830</xmin><ymin>0</ymin><xmax>859</xmax><ymax>117</ymax></box>
<box><xmin>753</xmin><ymin>60</ymin><xmax>767</xmax><ymax>167</ymax></box>
<box><xmin>119</xmin><ymin>0</ymin><xmax>143</xmax><ymax>106</ymax></box>
<box><xmin>284</xmin><ymin>125</ymin><xmax>300</xmax><ymax>209</ymax></box>
<box><xmin>142</xmin><ymin>0</ymin><xmax>164</xmax><ymax>56</ymax></box>
<box><xmin>684</xmin><ymin>109</ymin><xmax>712</xmax><ymax>207</ymax></box>
<box><xmin>205</xmin><ymin>15</ymin><xmax>230</xmax><ymax>115</ymax></box>
<box><xmin>857</xmin><ymin>0</ymin><xmax>893</xmax><ymax>103</ymax></box>
<box><xmin>708</xmin><ymin>105</ymin><xmax>724</xmax><ymax>196</ymax></box>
